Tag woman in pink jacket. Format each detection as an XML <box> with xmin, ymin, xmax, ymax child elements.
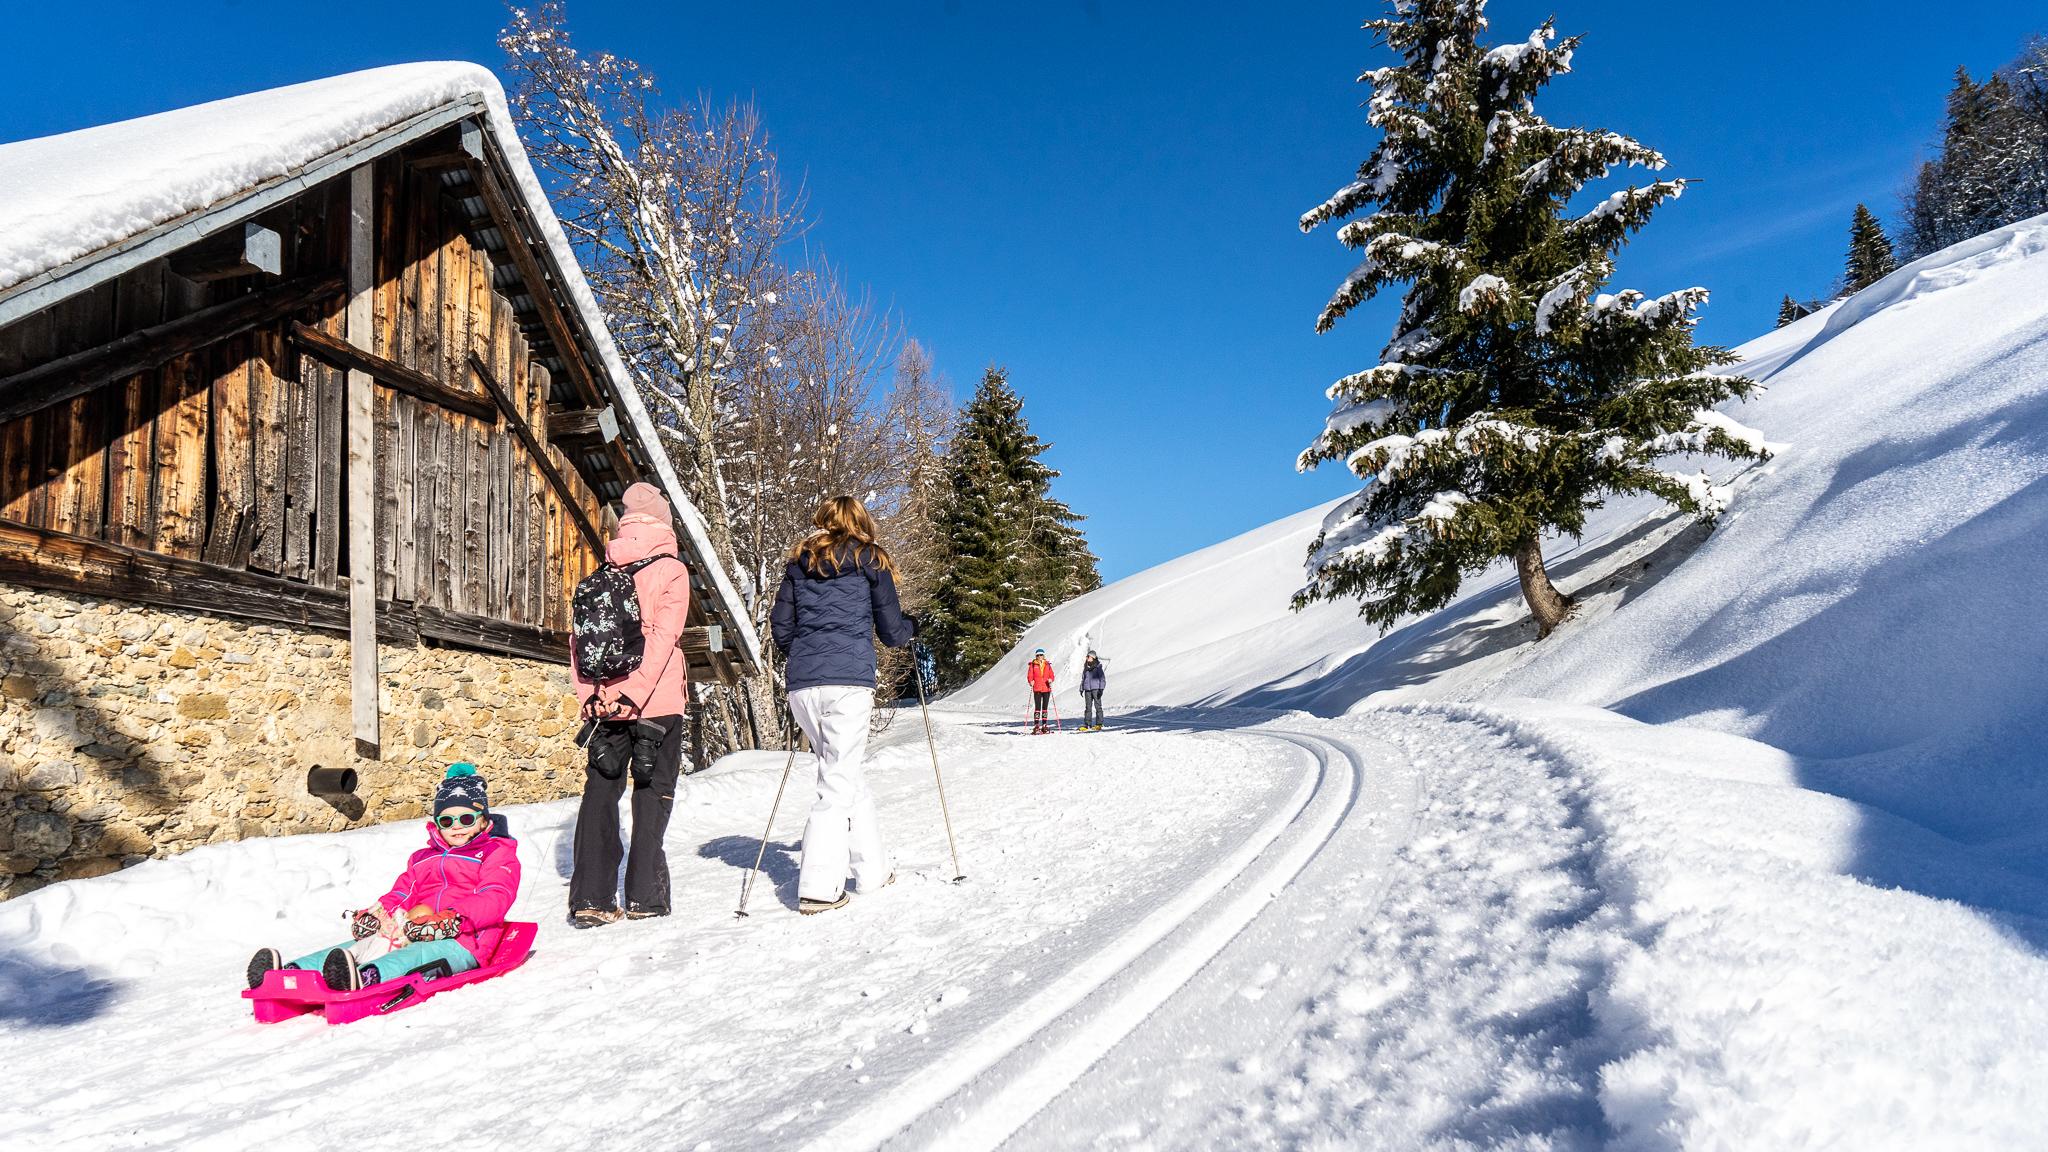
<box><xmin>569</xmin><ymin>481</ymin><xmax>693</xmax><ymax>927</ymax></box>
<box><xmin>244</xmin><ymin>763</ymin><xmax>521</xmax><ymax>992</ymax></box>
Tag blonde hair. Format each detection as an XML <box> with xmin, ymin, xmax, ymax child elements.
<box><xmin>793</xmin><ymin>495</ymin><xmax>895</xmax><ymax>575</ymax></box>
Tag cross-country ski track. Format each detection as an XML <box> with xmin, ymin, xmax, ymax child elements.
<box><xmin>1</xmin><ymin>701</ymin><xmax>1661</xmax><ymax>1150</ymax></box>
<box><xmin>0</xmin><ymin>705</ymin><xmax>1450</xmax><ymax>1151</ymax></box>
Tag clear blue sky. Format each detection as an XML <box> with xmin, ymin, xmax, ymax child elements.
<box><xmin>2</xmin><ymin>2</ymin><xmax>2039</xmax><ymax>580</ymax></box>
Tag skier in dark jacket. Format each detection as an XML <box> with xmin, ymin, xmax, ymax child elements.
<box><xmin>770</xmin><ymin>495</ymin><xmax>918</xmax><ymax>915</ymax></box>
<box><xmin>1080</xmin><ymin>650</ymin><xmax>1107</xmax><ymax>732</ymax></box>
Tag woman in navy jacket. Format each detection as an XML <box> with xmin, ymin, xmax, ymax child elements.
<box><xmin>770</xmin><ymin>495</ymin><xmax>918</xmax><ymax>914</ymax></box>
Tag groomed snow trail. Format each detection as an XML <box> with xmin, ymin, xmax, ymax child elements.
<box><xmin>869</xmin><ymin>708</ymin><xmax>1638</xmax><ymax>1151</ymax></box>
<box><xmin>811</xmin><ymin>713</ymin><xmax>1409</xmax><ymax>1151</ymax></box>
<box><xmin>2</xmin><ymin>705</ymin><xmax>1673</xmax><ymax>1151</ymax></box>
<box><xmin>0</xmin><ymin>711</ymin><xmax>1316</xmax><ymax>1151</ymax></box>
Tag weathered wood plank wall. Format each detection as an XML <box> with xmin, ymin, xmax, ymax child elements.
<box><xmin>0</xmin><ymin>161</ymin><xmax>607</xmax><ymax>651</ymax></box>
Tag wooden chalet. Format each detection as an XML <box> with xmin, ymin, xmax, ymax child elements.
<box><xmin>0</xmin><ymin>64</ymin><xmax>762</xmax><ymax>760</ymax></box>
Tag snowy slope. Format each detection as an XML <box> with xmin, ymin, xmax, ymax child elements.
<box><xmin>965</xmin><ymin>213</ymin><xmax>2048</xmax><ymax>767</ymax></box>
<box><xmin>947</xmin><ymin>490</ymin><xmax>1682</xmax><ymax>717</ymax></box>
<box><xmin>947</xmin><ymin>213</ymin><xmax>2048</xmax><ymax>1147</ymax></box>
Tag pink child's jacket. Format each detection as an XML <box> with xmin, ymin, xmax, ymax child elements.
<box><xmin>376</xmin><ymin>822</ymin><xmax>522</xmax><ymax>961</ymax></box>
<box><xmin>572</xmin><ymin>483</ymin><xmax>692</xmax><ymax>720</ymax></box>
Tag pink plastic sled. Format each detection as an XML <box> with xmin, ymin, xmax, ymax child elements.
<box><xmin>242</xmin><ymin>921</ymin><xmax>538</xmax><ymax>1025</ymax></box>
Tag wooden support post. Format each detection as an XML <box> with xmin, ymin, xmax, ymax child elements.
<box><xmin>346</xmin><ymin>166</ymin><xmax>381</xmax><ymax>760</ymax></box>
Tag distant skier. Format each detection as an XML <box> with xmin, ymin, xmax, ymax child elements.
<box><xmin>771</xmin><ymin>495</ymin><xmax>919</xmax><ymax>915</ymax></box>
<box><xmin>244</xmin><ymin>763</ymin><xmax>521</xmax><ymax>992</ymax></box>
<box><xmin>1080</xmin><ymin>650</ymin><xmax>1107</xmax><ymax>731</ymax></box>
<box><xmin>1027</xmin><ymin>648</ymin><xmax>1056</xmax><ymax>733</ymax></box>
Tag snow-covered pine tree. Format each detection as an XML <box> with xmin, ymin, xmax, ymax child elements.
<box><xmin>926</xmin><ymin>368</ymin><xmax>1100</xmax><ymax>685</ymax></box>
<box><xmin>1843</xmin><ymin>204</ymin><xmax>1896</xmax><ymax>293</ymax></box>
<box><xmin>1296</xmin><ymin>0</ymin><xmax>1768</xmax><ymax>637</ymax></box>
<box><xmin>1775</xmin><ymin>296</ymin><xmax>1805</xmax><ymax>328</ymax></box>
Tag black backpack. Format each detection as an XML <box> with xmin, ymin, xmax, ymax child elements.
<box><xmin>571</xmin><ymin>556</ymin><xmax>669</xmax><ymax>683</ymax></box>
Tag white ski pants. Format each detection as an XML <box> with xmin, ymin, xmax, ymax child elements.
<box><xmin>789</xmin><ymin>684</ymin><xmax>890</xmax><ymax>902</ymax></box>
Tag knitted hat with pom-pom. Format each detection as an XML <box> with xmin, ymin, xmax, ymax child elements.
<box><xmin>433</xmin><ymin>762</ymin><xmax>490</xmax><ymax>815</ymax></box>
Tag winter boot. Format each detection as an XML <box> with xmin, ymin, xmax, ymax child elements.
<box><xmin>320</xmin><ymin>947</ymin><xmax>363</xmax><ymax>992</ymax></box>
<box><xmin>625</xmin><ymin>904</ymin><xmax>668</xmax><ymax>920</ymax></box>
<box><xmin>246</xmin><ymin>947</ymin><xmax>283</xmax><ymax>990</ymax></box>
<box><xmin>571</xmin><ymin>906</ymin><xmax>625</xmax><ymax>930</ymax></box>
<box><xmin>798</xmin><ymin>893</ymin><xmax>851</xmax><ymax>915</ymax></box>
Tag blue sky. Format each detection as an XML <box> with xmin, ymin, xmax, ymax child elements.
<box><xmin>3</xmin><ymin>2</ymin><xmax>2039</xmax><ymax>580</ymax></box>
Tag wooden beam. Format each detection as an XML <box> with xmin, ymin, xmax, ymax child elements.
<box><xmin>345</xmin><ymin>166</ymin><xmax>380</xmax><ymax>761</ymax></box>
<box><xmin>680</xmin><ymin>624</ymin><xmax>739</xmax><ymax>685</ymax></box>
<box><xmin>0</xmin><ymin>519</ymin><xmax>584</xmax><ymax>664</ymax></box>
<box><xmin>288</xmin><ymin>321</ymin><xmax>497</xmax><ymax>423</ymax></box>
<box><xmin>466</xmin><ymin>349</ymin><xmax>603</xmax><ymax>551</ymax></box>
<box><xmin>167</xmin><ymin>222</ymin><xmax>283</xmax><ymax>282</ymax></box>
<box><xmin>0</xmin><ymin>518</ymin><xmax>363</xmax><ymax>636</ymax></box>
<box><xmin>546</xmin><ymin>404</ymin><xmax>617</xmax><ymax>446</ymax></box>
<box><xmin>0</xmin><ymin>270</ymin><xmax>344</xmax><ymax>425</ymax></box>
<box><xmin>414</xmin><ymin>604</ymin><xmax>568</xmax><ymax>664</ymax></box>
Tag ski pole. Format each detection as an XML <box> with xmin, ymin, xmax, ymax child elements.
<box><xmin>1051</xmin><ymin>694</ymin><xmax>1063</xmax><ymax>733</ymax></box>
<box><xmin>735</xmin><ymin>707</ymin><xmax>800</xmax><ymax>918</ymax></box>
<box><xmin>913</xmin><ymin>644</ymin><xmax>966</xmax><ymax>882</ymax></box>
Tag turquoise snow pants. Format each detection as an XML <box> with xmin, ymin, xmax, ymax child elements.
<box><xmin>289</xmin><ymin>938</ymin><xmax>479</xmax><ymax>983</ymax></box>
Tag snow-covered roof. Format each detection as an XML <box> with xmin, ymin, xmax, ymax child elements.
<box><xmin>0</xmin><ymin>63</ymin><xmax>763</xmax><ymax>673</ymax></box>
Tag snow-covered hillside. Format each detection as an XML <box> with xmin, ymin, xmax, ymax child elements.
<box><xmin>952</xmin><ymin>212</ymin><xmax>2048</xmax><ymax>1146</ymax></box>
<box><xmin>962</xmin><ymin>213</ymin><xmax>2048</xmax><ymax>771</ymax></box>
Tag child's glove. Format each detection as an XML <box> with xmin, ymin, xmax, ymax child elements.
<box><xmin>348</xmin><ymin>908</ymin><xmax>383</xmax><ymax>940</ymax></box>
<box><xmin>403</xmin><ymin>911</ymin><xmax>464</xmax><ymax>943</ymax></box>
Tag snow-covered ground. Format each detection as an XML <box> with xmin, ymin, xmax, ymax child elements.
<box><xmin>0</xmin><ymin>715</ymin><xmax>1303</xmax><ymax>1149</ymax></box>
<box><xmin>5</xmin><ymin>208</ymin><xmax>2047</xmax><ymax>1148</ymax></box>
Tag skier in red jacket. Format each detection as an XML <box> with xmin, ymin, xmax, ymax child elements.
<box><xmin>1026</xmin><ymin>649</ymin><xmax>1056</xmax><ymax>734</ymax></box>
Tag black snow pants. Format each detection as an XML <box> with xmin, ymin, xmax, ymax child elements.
<box><xmin>1083</xmin><ymin>689</ymin><xmax>1103</xmax><ymax>728</ymax></box>
<box><xmin>570</xmin><ymin>713</ymin><xmax>685</xmax><ymax>915</ymax></box>
<box><xmin>1032</xmin><ymin>689</ymin><xmax>1051</xmax><ymax>729</ymax></box>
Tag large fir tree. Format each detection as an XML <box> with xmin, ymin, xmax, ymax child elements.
<box><xmin>1296</xmin><ymin>1</ymin><xmax>1768</xmax><ymax>637</ymax></box>
<box><xmin>926</xmin><ymin>368</ymin><xmax>1100</xmax><ymax>685</ymax></box>
<box><xmin>1843</xmin><ymin>204</ymin><xmax>1897</xmax><ymax>293</ymax></box>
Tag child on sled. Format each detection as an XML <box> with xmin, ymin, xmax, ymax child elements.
<box><xmin>244</xmin><ymin>763</ymin><xmax>522</xmax><ymax>993</ymax></box>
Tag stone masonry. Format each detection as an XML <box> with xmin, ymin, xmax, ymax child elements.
<box><xmin>0</xmin><ymin>582</ymin><xmax>584</xmax><ymax>900</ymax></box>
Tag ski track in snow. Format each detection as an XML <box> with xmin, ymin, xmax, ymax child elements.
<box><xmin>0</xmin><ymin>702</ymin><xmax>1651</xmax><ymax>1152</ymax></box>
<box><xmin>0</xmin><ymin>710</ymin><xmax>1319</xmax><ymax>1151</ymax></box>
<box><xmin>977</xmin><ymin>708</ymin><xmax>1647</xmax><ymax>1151</ymax></box>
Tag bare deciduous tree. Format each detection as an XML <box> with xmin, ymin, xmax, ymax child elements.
<box><xmin>502</xmin><ymin>5</ymin><xmax>960</xmax><ymax>748</ymax></box>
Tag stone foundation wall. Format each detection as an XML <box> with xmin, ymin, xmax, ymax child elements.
<box><xmin>0</xmin><ymin>583</ymin><xmax>584</xmax><ymax>900</ymax></box>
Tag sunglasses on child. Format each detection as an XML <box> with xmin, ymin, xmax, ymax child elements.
<box><xmin>435</xmin><ymin>811</ymin><xmax>484</xmax><ymax>829</ymax></box>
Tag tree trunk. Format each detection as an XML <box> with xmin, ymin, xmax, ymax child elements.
<box><xmin>1513</xmin><ymin>534</ymin><xmax>1573</xmax><ymax>638</ymax></box>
